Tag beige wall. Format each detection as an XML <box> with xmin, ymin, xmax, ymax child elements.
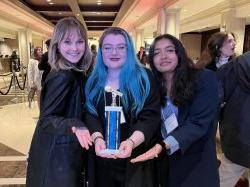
<box><xmin>32</xmin><ymin>38</ymin><xmax>43</xmax><ymax>49</ymax></box>
<box><xmin>181</xmin><ymin>34</ymin><xmax>201</xmax><ymax>60</ymax></box>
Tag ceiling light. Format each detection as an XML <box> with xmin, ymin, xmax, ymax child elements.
<box><xmin>46</xmin><ymin>0</ymin><xmax>52</xmax><ymax>2</ymax></box>
<box><xmin>58</xmin><ymin>12</ymin><xmax>62</xmax><ymax>15</ymax></box>
<box><xmin>97</xmin><ymin>2</ymin><xmax>102</xmax><ymax>5</ymax></box>
<box><xmin>49</xmin><ymin>2</ymin><xmax>54</xmax><ymax>5</ymax></box>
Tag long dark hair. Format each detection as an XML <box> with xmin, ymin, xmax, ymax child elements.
<box><xmin>196</xmin><ymin>31</ymin><xmax>235</xmax><ymax>69</ymax></box>
<box><xmin>148</xmin><ymin>34</ymin><xmax>197</xmax><ymax>106</ymax></box>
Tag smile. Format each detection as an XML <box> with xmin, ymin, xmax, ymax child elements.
<box><xmin>67</xmin><ymin>53</ymin><xmax>80</xmax><ymax>57</ymax></box>
<box><xmin>110</xmin><ymin>58</ymin><xmax>120</xmax><ymax>61</ymax></box>
<box><xmin>160</xmin><ymin>61</ymin><xmax>171</xmax><ymax>66</ymax></box>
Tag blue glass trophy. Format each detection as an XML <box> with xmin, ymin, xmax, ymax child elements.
<box><xmin>102</xmin><ymin>86</ymin><xmax>123</xmax><ymax>154</ymax></box>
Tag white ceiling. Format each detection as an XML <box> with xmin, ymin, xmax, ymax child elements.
<box><xmin>0</xmin><ymin>0</ymin><xmax>53</xmax><ymax>39</ymax></box>
<box><xmin>116</xmin><ymin>0</ymin><xmax>250</xmax><ymax>37</ymax></box>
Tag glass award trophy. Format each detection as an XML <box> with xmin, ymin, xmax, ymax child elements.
<box><xmin>102</xmin><ymin>86</ymin><xmax>123</xmax><ymax>154</ymax></box>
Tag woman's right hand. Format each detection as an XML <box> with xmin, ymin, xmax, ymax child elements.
<box><xmin>72</xmin><ymin>127</ymin><xmax>92</xmax><ymax>150</ymax></box>
<box><xmin>130</xmin><ymin>143</ymin><xmax>162</xmax><ymax>163</ymax></box>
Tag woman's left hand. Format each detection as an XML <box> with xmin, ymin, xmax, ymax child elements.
<box><xmin>72</xmin><ymin>126</ymin><xmax>92</xmax><ymax>150</ymax></box>
<box><xmin>115</xmin><ymin>139</ymin><xmax>134</xmax><ymax>159</ymax></box>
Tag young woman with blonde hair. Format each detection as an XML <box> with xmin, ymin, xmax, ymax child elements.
<box><xmin>26</xmin><ymin>17</ymin><xmax>92</xmax><ymax>187</ymax></box>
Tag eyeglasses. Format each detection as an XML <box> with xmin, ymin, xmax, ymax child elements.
<box><xmin>102</xmin><ymin>44</ymin><xmax>127</xmax><ymax>54</ymax></box>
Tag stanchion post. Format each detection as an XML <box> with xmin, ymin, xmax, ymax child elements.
<box><xmin>10</xmin><ymin>60</ymin><xmax>18</xmax><ymax>103</ymax></box>
<box><xmin>20</xmin><ymin>62</ymin><xmax>26</xmax><ymax>102</ymax></box>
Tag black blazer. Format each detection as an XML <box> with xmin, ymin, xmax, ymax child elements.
<box><xmin>167</xmin><ymin>70</ymin><xmax>220</xmax><ymax>187</ymax></box>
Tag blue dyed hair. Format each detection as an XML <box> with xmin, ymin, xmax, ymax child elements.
<box><xmin>85</xmin><ymin>27</ymin><xmax>150</xmax><ymax>117</ymax></box>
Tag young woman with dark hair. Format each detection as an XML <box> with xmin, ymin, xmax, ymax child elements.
<box><xmin>196</xmin><ymin>31</ymin><xmax>236</xmax><ymax>71</ymax></box>
<box><xmin>131</xmin><ymin>34</ymin><xmax>220</xmax><ymax>187</ymax></box>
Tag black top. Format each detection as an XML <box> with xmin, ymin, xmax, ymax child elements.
<box><xmin>38</xmin><ymin>52</ymin><xmax>51</xmax><ymax>86</ymax></box>
<box><xmin>85</xmin><ymin>70</ymin><xmax>161</xmax><ymax>187</ymax></box>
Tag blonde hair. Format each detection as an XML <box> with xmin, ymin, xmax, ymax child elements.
<box><xmin>48</xmin><ymin>17</ymin><xmax>92</xmax><ymax>72</ymax></box>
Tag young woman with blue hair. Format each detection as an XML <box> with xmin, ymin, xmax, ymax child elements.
<box><xmin>85</xmin><ymin>27</ymin><xmax>161</xmax><ymax>187</ymax></box>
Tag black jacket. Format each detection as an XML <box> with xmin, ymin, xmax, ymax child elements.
<box><xmin>26</xmin><ymin>69</ymin><xmax>87</xmax><ymax>187</ymax></box>
<box><xmin>38</xmin><ymin>52</ymin><xmax>51</xmax><ymax>86</ymax></box>
<box><xmin>217</xmin><ymin>52</ymin><xmax>250</xmax><ymax>167</ymax></box>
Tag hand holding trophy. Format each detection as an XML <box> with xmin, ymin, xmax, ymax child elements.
<box><xmin>100</xmin><ymin>86</ymin><xmax>124</xmax><ymax>155</ymax></box>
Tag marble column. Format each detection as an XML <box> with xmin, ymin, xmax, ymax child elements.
<box><xmin>165</xmin><ymin>8</ymin><xmax>181</xmax><ymax>39</ymax></box>
<box><xmin>17</xmin><ymin>29</ymin><xmax>32</xmax><ymax>66</ymax></box>
<box><xmin>129</xmin><ymin>29</ymin><xmax>137</xmax><ymax>50</ymax></box>
<box><xmin>157</xmin><ymin>8</ymin><xmax>166</xmax><ymax>36</ymax></box>
<box><xmin>135</xmin><ymin>28</ymin><xmax>144</xmax><ymax>51</ymax></box>
<box><xmin>221</xmin><ymin>8</ymin><xmax>246</xmax><ymax>55</ymax></box>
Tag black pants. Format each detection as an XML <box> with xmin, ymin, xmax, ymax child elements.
<box><xmin>96</xmin><ymin>157</ymin><xmax>126</xmax><ymax>187</ymax></box>
<box><xmin>157</xmin><ymin>153</ymin><xmax>169</xmax><ymax>187</ymax></box>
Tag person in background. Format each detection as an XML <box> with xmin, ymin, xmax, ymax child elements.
<box><xmin>38</xmin><ymin>39</ymin><xmax>51</xmax><ymax>86</ymax></box>
<box><xmin>217</xmin><ymin>51</ymin><xmax>250</xmax><ymax>187</ymax></box>
<box><xmin>196</xmin><ymin>31</ymin><xmax>237</xmax><ymax>165</ymax></box>
<box><xmin>85</xmin><ymin>27</ymin><xmax>161</xmax><ymax>187</ymax></box>
<box><xmin>196</xmin><ymin>31</ymin><xmax>236</xmax><ymax>71</ymax></box>
<box><xmin>91</xmin><ymin>44</ymin><xmax>97</xmax><ymax>58</ymax></box>
<box><xmin>137</xmin><ymin>46</ymin><xmax>148</xmax><ymax>66</ymax></box>
<box><xmin>10</xmin><ymin>50</ymin><xmax>20</xmax><ymax>72</ymax></box>
<box><xmin>86</xmin><ymin>44</ymin><xmax>97</xmax><ymax>75</ymax></box>
<box><xmin>131</xmin><ymin>34</ymin><xmax>220</xmax><ymax>187</ymax></box>
<box><xmin>26</xmin><ymin>17</ymin><xmax>92</xmax><ymax>187</ymax></box>
<box><xmin>27</xmin><ymin>47</ymin><xmax>43</xmax><ymax>107</ymax></box>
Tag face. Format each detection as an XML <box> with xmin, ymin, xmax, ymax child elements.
<box><xmin>102</xmin><ymin>34</ymin><xmax>127</xmax><ymax>70</ymax></box>
<box><xmin>220</xmin><ymin>33</ymin><xmax>236</xmax><ymax>58</ymax></box>
<box><xmin>58</xmin><ymin>28</ymin><xmax>85</xmax><ymax>64</ymax></box>
<box><xmin>153</xmin><ymin>38</ymin><xmax>178</xmax><ymax>74</ymax></box>
<box><xmin>36</xmin><ymin>48</ymin><xmax>43</xmax><ymax>58</ymax></box>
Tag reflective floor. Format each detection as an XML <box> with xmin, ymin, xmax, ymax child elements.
<box><xmin>0</xmin><ymin>89</ymin><xmax>38</xmax><ymax>186</ymax></box>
